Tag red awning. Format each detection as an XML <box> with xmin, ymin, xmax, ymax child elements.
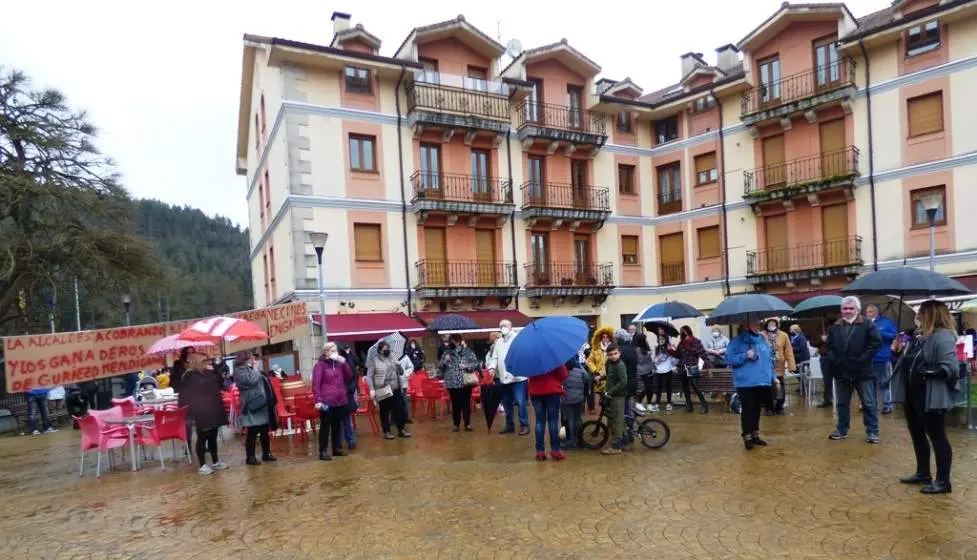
<box><xmin>415</xmin><ymin>310</ymin><xmax>533</xmax><ymax>330</ymax></box>
<box><xmin>311</xmin><ymin>312</ymin><xmax>426</xmax><ymax>342</ymax></box>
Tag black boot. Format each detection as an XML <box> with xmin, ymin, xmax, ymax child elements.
<box><xmin>920</xmin><ymin>481</ymin><xmax>952</xmax><ymax>494</ymax></box>
<box><xmin>245</xmin><ymin>457</ymin><xmax>261</xmax><ymax>466</ymax></box>
<box><xmin>899</xmin><ymin>473</ymin><xmax>932</xmax><ymax>485</ymax></box>
<box><xmin>700</xmin><ymin>402</ymin><xmax>709</xmax><ymax>414</ymax></box>
<box><xmin>261</xmin><ymin>453</ymin><xmax>277</xmax><ymax>462</ymax></box>
<box><xmin>318</xmin><ymin>452</ymin><xmax>331</xmax><ymax>461</ymax></box>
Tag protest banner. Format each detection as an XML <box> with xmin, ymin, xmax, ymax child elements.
<box><xmin>3</xmin><ymin>301</ymin><xmax>310</xmax><ymax>392</ymax></box>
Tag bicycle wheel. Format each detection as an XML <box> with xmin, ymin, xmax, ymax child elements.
<box><xmin>636</xmin><ymin>418</ymin><xmax>671</xmax><ymax>449</ymax></box>
<box><xmin>579</xmin><ymin>420</ymin><xmax>609</xmax><ymax>449</ymax></box>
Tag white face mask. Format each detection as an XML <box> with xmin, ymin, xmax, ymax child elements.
<box><xmin>500</xmin><ymin>327</ymin><xmax>511</xmax><ymax>336</ymax></box>
<box><xmin>712</xmin><ymin>331</ymin><xmax>720</xmax><ymax>338</ymax></box>
<box><xmin>766</xmin><ymin>324</ymin><xmax>777</xmax><ymax>332</ymax></box>
<box><xmin>328</xmin><ymin>352</ymin><xmax>340</xmax><ymax>361</ymax></box>
<box><xmin>600</xmin><ymin>341</ymin><xmax>610</xmax><ymax>350</ymax></box>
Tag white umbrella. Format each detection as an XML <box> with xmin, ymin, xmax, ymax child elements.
<box><xmin>366</xmin><ymin>332</ymin><xmax>407</xmax><ymax>367</ymax></box>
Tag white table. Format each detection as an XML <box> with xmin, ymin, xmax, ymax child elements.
<box><xmin>140</xmin><ymin>396</ymin><xmax>178</xmax><ymax>409</ymax></box>
<box><xmin>104</xmin><ymin>415</ymin><xmax>154</xmax><ymax>471</ymax></box>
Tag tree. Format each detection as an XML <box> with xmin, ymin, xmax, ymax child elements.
<box><xmin>0</xmin><ymin>68</ymin><xmax>159</xmax><ymax>329</ymax></box>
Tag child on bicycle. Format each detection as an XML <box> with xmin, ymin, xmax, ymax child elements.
<box><xmin>602</xmin><ymin>343</ymin><xmax>628</xmax><ymax>455</ymax></box>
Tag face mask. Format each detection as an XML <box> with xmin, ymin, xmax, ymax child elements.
<box><xmin>381</xmin><ymin>349</ymin><xmax>390</xmax><ymax>357</ymax></box>
<box><xmin>600</xmin><ymin>341</ymin><xmax>610</xmax><ymax>350</ymax></box>
<box><xmin>501</xmin><ymin>327</ymin><xmax>511</xmax><ymax>336</ymax></box>
<box><xmin>767</xmin><ymin>324</ymin><xmax>777</xmax><ymax>332</ymax></box>
<box><xmin>914</xmin><ymin>317</ymin><xmax>922</xmax><ymax>328</ymax></box>
<box><xmin>712</xmin><ymin>331</ymin><xmax>720</xmax><ymax>338</ymax></box>
<box><xmin>328</xmin><ymin>352</ymin><xmax>340</xmax><ymax>361</ymax></box>
<box><xmin>449</xmin><ymin>342</ymin><xmax>457</xmax><ymax>349</ymax></box>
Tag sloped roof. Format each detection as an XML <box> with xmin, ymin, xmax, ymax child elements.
<box><xmin>394</xmin><ymin>15</ymin><xmax>504</xmax><ymax>59</ymax></box>
<box><xmin>500</xmin><ymin>38</ymin><xmax>602</xmax><ymax>78</ymax></box>
<box><xmin>330</xmin><ymin>24</ymin><xmax>382</xmax><ymax>49</ymax></box>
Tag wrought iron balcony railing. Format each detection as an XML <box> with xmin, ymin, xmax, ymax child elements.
<box><xmin>516</xmin><ymin>100</ymin><xmax>606</xmax><ymax>136</ymax></box>
<box><xmin>660</xmin><ymin>262</ymin><xmax>686</xmax><ymax>286</ymax></box>
<box><xmin>520</xmin><ymin>182</ymin><xmax>610</xmax><ymax>212</ymax></box>
<box><xmin>747</xmin><ymin>236</ymin><xmax>863</xmax><ymax>276</ymax></box>
<box><xmin>411</xmin><ymin>171</ymin><xmax>513</xmax><ymax>205</ymax></box>
<box><xmin>744</xmin><ymin>147</ymin><xmax>860</xmax><ymax>195</ymax></box>
<box><xmin>524</xmin><ymin>262</ymin><xmax>614</xmax><ymax>287</ymax></box>
<box><xmin>415</xmin><ymin>260</ymin><xmax>516</xmax><ymax>288</ymax></box>
<box><xmin>406</xmin><ymin>80</ymin><xmax>510</xmax><ymax>122</ymax></box>
<box><xmin>741</xmin><ymin>57</ymin><xmax>856</xmax><ymax>117</ymax></box>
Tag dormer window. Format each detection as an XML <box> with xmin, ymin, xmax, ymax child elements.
<box><xmin>344</xmin><ymin>66</ymin><xmax>372</xmax><ymax>94</ymax></box>
<box><xmin>907</xmin><ymin>20</ymin><xmax>940</xmax><ymax>56</ymax></box>
<box><xmin>692</xmin><ymin>96</ymin><xmax>716</xmax><ymax>113</ymax></box>
<box><xmin>617</xmin><ymin>111</ymin><xmax>632</xmax><ymax>133</ymax></box>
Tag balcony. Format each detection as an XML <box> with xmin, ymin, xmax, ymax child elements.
<box><xmin>743</xmin><ymin>147</ymin><xmax>859</xmax><ymax>208</ymax></box>
<box><xmin>406</xmin><ymin>73</ymin><xmax>511</xmax><ymax>140</ymax></box>
<box><xmin>741</xmin><ymin>58</ymin><xmax>856</xmax><ymax>127</ymax></box>
<box><xmin>524</xmin><ymin>262</ymin><xmax>614</xmax><ymax>300</ymax></box>
<box><xmin>516</xmin><ymin>100</ymin><xmax>607</xmax><ymax>154</ymax></box>
<box><xmin>520</xmin><ymin>182</ymin><xmax>611</xmax><ymax>227</ymax></box>
<box><xmin>415</xmin><ymin>260</ymin><xmax>518</xmax><ymax>300</ymax></box>
<box><xmin>746</xmin><ymin>236</ymin><xmax>863</xmax><ymax>285</ymax></box>
<box><xmin>660</xmin><ymin>262</ymin><xmax>686</xmax><ymax>286</ymax></box>
<box><xmin>411</xmin><ymin>171</ymin><xmax>514</xmax><ymax>222</ymax></box>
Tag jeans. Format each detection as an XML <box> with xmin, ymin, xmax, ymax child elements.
<box><xmin>26</xmin><ymin>394</ymin><xmax>52</xmax><ymax>433</ymax></box>
<box><xmin>820</xmin><ymin>355</ymin><xmax>834</xmax><ymax>404</ymax></box>
<box><xmin>448</xmin><ymin>387</ymin><xmax>473</xmax><ymax>428</ymax></box>
<box><xmin>835</xmin><ymin>377</ymin><xmax>879</xmax><ymax>436</ymax></box>
<box><xmin>245</xmin><ymin>424</ymin><xmax>270</xmax><ymax>459</ymax></box>
<box><xmin>195</xmin><ymin>427</ymin><xmax>219</xmax><ymax>466</ymax></box>
<box><xmin>318</xmin><ymin>407</ymin><xmax>345</xmax><ymax>455</ymax></box>
<box><xmin>342</xmin><ymin>414</ymin><xmax>356</xmax><ymax>447</ymax></box>
<box><xmin>501</xmin><ymin>381</ymin><xmax>529</xmax><ymax>430</ymax></box>
<box><xmin>623</xmin><ymin>396</ymin><xmax>635</xmax><ymax>444</ymax></box>
<box><xmin>774</xmin><ymin>375</ymin><xmax>786</xmax><ymax>412</ymax></box>
<box><xmin>737</xmin><ymin>386</ymin><xmax>768</xmax><ymax>437</ymax></box>
<box><xmin>797</xmin><ymin>361</ymin><xmax>811</xmax><ymax>395</ymax></box>
<box><xmin>378</xmin><ymin>389</ymin><xmax>407</xmax><ymax>434</ymax></box>
<box><xmin>606</xmin><ymin>396</ymin><xmax>625</xmax><ymax>449</ymax></box>
<box><xmin>532</xmin><ymin>394</ymin><xmax>561</xmax><ymax>453</ymax></box>
<box><xmin>904</xmin><ymin>385</ymin><xmax>952</xmax><ymax>483</ymax></box>
<box><xmin>561</xmin><ymin>402</ymin><xmax>583</xmax><ymax>448</ymax></box>
<box><xmin>873</xmin><ymin>361</ymin><xmax>892</xmax><ymax>410</ymax></box>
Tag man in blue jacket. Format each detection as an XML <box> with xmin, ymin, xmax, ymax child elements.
<box><xmin>865</xmin><ymin>304</ymin><xmax>897</xmax><ymax>414</ymax></box>
<box><xmin>725</xmin><ymin>322</ymin><xmax>776</xmax><ymax>450</ymax></box>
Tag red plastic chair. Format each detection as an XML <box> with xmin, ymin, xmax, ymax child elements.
<box><xmin>407</xmin><ymin>375</ymin><xmax>426</xmax><ymax>418</ymax></box>
<box><xmin>137</xmin><ymin>406</ymin><xmax>192</xmax><ymax>469</ymax></box>
<box><xmin>76</xmin><ymin>414</ymin><xmax>129</xmax><ymax>477</ymax></box>
<box><xmin>292</xmin><ymin>393</ymin><xmax>319</xmax><ymax>440</ymax></box>
<box><xmin>356</xmin><ymin>378</ymin><xmax>381</xmax><ymax>436</ymax></box>
<box><xmin>270</xmin><ymin>376</ymin><xmax>296</xmax><ymax>435</ymax></box>
<box><xmin>110</xmin><ymin>398</ymin><xmax>137</xmax><ymax>417</ymax></box>
<box><xmin>421</xmin><ymin>377</ymin><xmax>448</xmax><ymax>419</ymax></box>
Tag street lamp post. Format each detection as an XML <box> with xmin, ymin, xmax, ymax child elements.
<box><xmin>309</xmin><ymin>232</ymin><xmax>329</xmax><ymax>344</ymax></box>
<box><xmin>919</xmin><ymin>192</ymin><xmax>943</xmax><ymax>272</ymax></box>
<box><xmin>122</xmin><ymin>294</ymin><xmax>132</xmax><ymax>326</ymax></box>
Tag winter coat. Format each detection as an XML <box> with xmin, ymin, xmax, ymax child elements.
<box><xmin>618</xmin><ymin>339</ymin><xmax>638</xmax><ymax>396</ymax></box>
<box><xmin>635</xmin><ymin>347</ymin><xmax>654</xmax><ymax>376</ymax></box>
<box><xmin>763</xmin><ymin>321</ymin><xmax>796</xmax><ymax>376</ymax></box>
<box><xmin>654</xmin><ymin>338</ymin><xmax>678</xmax><ymax>374</ymax></box>
<box><xmin>677</xmin><ymin>336</ymin><xmax>710</xmax><ymax>372</ymax></box>
<box><xmin>704</xmin><ymin>333</ymin><xmax>730</xmax><ymax>354</ymax></box>
<box><xmin>439</xmin><ymin>345</ymin><xmax>478</xmax><ymax>390</ymax></box>
<box><xmin>790</xmin><ymin>333</ymin><xmax>811</xmax><ymax>363</ymax></box>
<box><xmin>233</xmin><ymin>364</ymin><xmax>277</xmax><ymax>429</ymax></box>
<box><xmin>604</xmin><ymin>358</ymin><xmax>628</xmax><ymax>398</ymax></box>
<box><xmin>586</xmin><ymin>326</ymin><xmax>616</xmax><ymax>393</ymax></box>
<box><xmin>372</xmin><ymin>356</ymin><xmax>403</xmax><ymax>392</ymax></box>
<box><xmin>405</xmin><ymin>345</ymin><xmax>426</xmax><ymax>371</ymax></box>
<box><xmin>179</xmin><ymin>369</ymin><xmax>228</xmax><ymax>431</ymax></box>
<box><xmin>562</xmin><ymin>365</ymin><xmax>588</xmax><ymax>405</ymax></box>
<box><xmin>528</xmin><ymin>365</ymin><xmax>569</xmax><ymax>397</ymax></box>
<box><xmin>891</xmin><ymin>329</ymin><xmax>960</xmax><ymax>412</ymax></box>
<box><xmin>486</xmin><ymin>331</ymin><xmax>526</xmax><ymax>384</ymax></box>
<box><xmin>312</xmin><ymin>355</ymin><xmax>355</xmax><ymax>407</ymax></box>
<box><xmin>870</xmin><ymin>315</ymin><xmax>898</xmax><ymax>363</ymax></box>
<box><xmin>726</xmin><ymin>331</ymin><xmax>776</xmax><ymax>389</ymax></box>
<box><xmin>826</xmin><ymin>316</ymin><xmax>882</xmax><ymax>381</ymax></box>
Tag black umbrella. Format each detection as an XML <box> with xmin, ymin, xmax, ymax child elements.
<box><xmin>642</xmin><ymin>321</ymin><xmax>680</xmax><ymax>338</ymax></box>
<box><xmin>634</xmin><ymin>301</ymin><xmax>702</xmax><ymax>322</ymax></box>
<box><xmin>706</xmin><ymin>294</ymin><xmax>794</xmax><ymax>326</ymax></box>
<box><xmin>480</xmin><ymin>383</ymin><xmax>506</xmax><ymax>432</ymax></box>
<box><xmin>842</xmin><ymin>267</ymin><xmax>973</xmax><ymax>297</ymax></box>
<box><xmin>426</xmin><ymin>314</ymin><xmax>479</xmax><ymax>332</ymax></box>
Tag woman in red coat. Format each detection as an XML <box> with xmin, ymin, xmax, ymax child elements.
<box><xmin>528</xmin><ymin>364</ymin><xmax>569</xmax><ymax>462</ymax></box>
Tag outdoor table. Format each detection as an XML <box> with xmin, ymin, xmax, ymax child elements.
<box><xmin>104</xmin><ymin>415</ymin><xmax>154</xmax><ymax>471</ymax></box>
<box><xmin>139</xmin><ymin>396</ymin><xmax>178</xmax><ymax>408</ymax></box>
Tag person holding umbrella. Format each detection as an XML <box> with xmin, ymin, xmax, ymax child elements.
<box><xmin>371</xmin><ymin>340</ymin><xmax>411</xmax><ymax>440</ymax></box>
<box><xmin>180</xmin><ymin>351</ymin><xmax>230</xmax><ymax>474</ymax></box>
<box><xmin>826</xmin><ymin>296</ymin><xmax>882</xmax><ymax>443</ymax></box>
<box><xmin>528</xmin><ymin>361</ymin><xmax>569</xmax><ymax>461</ymax></box>
<box><xmin>726</xmin><ymin>323</ymin><xmax>776</xmax><ymax>449</ymax></box>
<box><xmin>865</xmin><ymin>304</ymin><xmax>898</xmax><ymax>415</ymax></box>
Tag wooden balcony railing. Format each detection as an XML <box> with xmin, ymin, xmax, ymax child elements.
<box><xmin>406</xmin><ymin>82</ymin><xmax>510</xmax><ymax>121</ymax></box>
<box><xmin>416</xmin><ymin>260</ymin><xmax>516</xmax><ymax>288</ymax></box>
<box><xmin>524</xmin><ymin>262</ymin><xmax>614</xmax><ymax>287</ymax></box>
<box><xmin>411</xmin><ymin>171</ymin><xmax>513</xmax><ymax>205</ymax></box>
<box><xmin>520</xmin><ymin>182</ymin><xmax>610</xmax><ymax>212</ymax></box>
<box><xmin>744</xmin><ymin>147</ymin><xmax>860</xmax><ymax>195</ymax></box>
<box><xmin>660</xmin><ymin>262</ymin><xmax>686</xmax><ymax>286</ymax></box>
<box><xmin>741</xmin><ymin>57</ymin><xmax>856</xmax><ymax>117</ymax></box>
<box><xmin>747</xmin><ymin>236</ymin><xmax>863</xmax><ymax>276</ymax></box>
<box><xmin>516</xmin><ymin>100</ymin><xmax>606</xmax><ymax>136</ymax></box>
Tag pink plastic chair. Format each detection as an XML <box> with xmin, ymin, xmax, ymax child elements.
<box><xmin>111</xmin><ymin>397</ymin><xmax>137</xmax><ymax>416</ymax></box>
<box><xmin>76</xmin><ymin>415</ymin><xmax>130</xmax><ymax>477</ymax></box>
<box><xmin>136</xmin><ymin>406</ymin><xmax>191</xmax><ymax>469</ymax></box>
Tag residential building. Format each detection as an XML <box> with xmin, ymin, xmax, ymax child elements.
<box><xmin>237</xmin><ymin>2</ymin><xmax>977</xmax><ymax>371</ymax></box>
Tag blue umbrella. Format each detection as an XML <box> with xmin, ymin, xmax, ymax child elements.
<box><xmin>633</xmin><ymin>301</ymin><xmax>702</xmax><ymax>323</ymax></box>
<box><xmin>504</xmin><ymin>316</ymin><xmax>589</xmax><ymax>378</ymax></box>
<box><xmin>425</xmin><ymin>314</ymin><xmax>479</xmax><ymax>332</ymax></box>
<box><xmin>705</xmin><ymin>294</ymin><xmax>794</xmax><ymax>326</ymax></box>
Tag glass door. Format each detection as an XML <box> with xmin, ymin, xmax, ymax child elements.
<box><xmin>531</xmin><ymin>232</ymin><xmax>549</xmax><ymax>284</ymax></box>
<box><xmin>567</xmin><ymin>85</ymin><xmax>583</xmax><ymax>129</ymax></box>
<box><xmin>526</xmin><ymin>78</ymin><xmax>543</xmax><ymax>123</ymax></box>
<box><xmin>419</xmin><ymin>144</ymin><xmax>442</xmax><ymax>196</ymax></box>
<box><xmin>573</xmin><ymin>235</ymin><xmax>590</xmax><ymax>284</ymax></box>
<box><xmin>759</xmin><ymin>57</ymin><xmax>781</xmax><ymax>105</ymax></box>
<box><xmin>571</xmin><ymin>160</ymin><xmax>588</xmax><ymax>208</ymax></box>
<box><xmin>528</xmin><ymin>156</ymin><xmax>545</xmax><ymax>205</ymax></box>
<box><xmin>470</xmin><ymin>149</ymin><xmax>491</xmax><ymax>201</ymax></box>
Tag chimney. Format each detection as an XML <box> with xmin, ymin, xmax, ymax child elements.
<box><xmin>715</xmin><ymin>44</ymin><xmax>741</xmax><ymax>73</ymax></box>
<box><xmin>680</xmin><ymin>52</ymin><xmax>703</xmax><ymax>78</ymax></box>
<box><xmin>331</xmin><ymin>11</ymin><xmax>351</xmax><ymax>36</ymax></box>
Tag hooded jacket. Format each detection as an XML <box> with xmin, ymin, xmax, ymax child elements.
<box><xmin>726</xmin><ymin>330</ymin><xmax>776</xmax><ymax>389</ymax></box>
<box><xmin>585</xmin><ymin>325</ymin><xmax>616</xmax><ymax>393</ymax></box>
<box><xmin>312</xmin><ymin>354</ymin><xmax>355</xmax><ymax>407</ymax></box>
<box><xmin>615</xmin><ymin>329</ymin><xmax>638</xmax><ymax>396</ymax></box>
<box><xmin>763</xmin><ymin>318</ymin><xmax>796</xmax><ymax>376</ymax></box>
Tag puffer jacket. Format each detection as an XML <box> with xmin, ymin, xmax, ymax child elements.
<box><xmin>233</xmin><ymin>364</ymin><xmax>276</xmax><ymax>429</ymax></box>
<box><xmin>562</xmin><ymin>365</ymin><xmax>588</xmax><ymax>405</ymax></box>
<box><xmin>586</xmin><ymin>325</ymin><xmax>616</xmax><ymax>392</ymax></box>
<box><xmin>372</xmin><ymin>356</ymin><xmax>403</xmax><ymax>392</ymax></box>
<box><xmin>312</xmin><ymin>355</ymin><xmax>354</xmax><ymax>407</ymax></box>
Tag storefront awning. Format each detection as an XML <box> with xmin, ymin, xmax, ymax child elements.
<box><xmin>415</xmin><ymin>310</ymin><xmax>533</xmax><ymax>334</ymax></box>
<box><xmin>311</xmin><ymin>312</ymin><xmax>426</xmax><ymax>342</ymax></box>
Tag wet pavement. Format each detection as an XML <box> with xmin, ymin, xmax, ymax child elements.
<box><xmin>2</xmin><ymin>399</ymin><xmax>977</xmax><ymax>559</ymax></box>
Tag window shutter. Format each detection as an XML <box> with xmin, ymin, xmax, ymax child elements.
<box><xmin>354</xmin><ymin>224</ymin><xmax>382</xmax><ymax>261</ymax></box>
<box><xmin>697</xmin><ymin>226</ymin><xmax>720</xmax><ymax>259</ymax></box>
<box><xmin>908</xmin><ymin>92</ymin><xmax>943</xmax><ymax>137</ymax></box>
<box><xmin>695</xmin><ymin>153</ymin><xmax>716</xmax><ymax>174</ymax></box>
<box><xmin>622</xmin><ymin>236</ymin><xmax>639</xmax><ymax>263</ymax></box>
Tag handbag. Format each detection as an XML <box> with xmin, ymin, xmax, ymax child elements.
<box><xmin>374</xmin><ymin>385</ymin><xmax>394</xmax><ymax>401</ymax></box>
<box><xmin>462</xmin><ymin>372</ymin><xmax>479</xmax><ymax>387</ymax></box>
<box><xmin>243</xmin><ymin>389</ymin><xmax>267</xmax><ymax>413</ymax></box>
<box><xmin>685</xmin><ymin>365</ymin><xmax>701</xmax><ymax>378</ymax></box>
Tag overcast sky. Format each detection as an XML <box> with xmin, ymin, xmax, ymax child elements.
<box><xmin>0</xmin><ymin>0</ymin><xmax>889</xmax><ymax>229</ymax></box>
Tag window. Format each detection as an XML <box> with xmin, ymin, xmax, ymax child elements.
<box><xmin>654</xmin><ymin>116</ymin><xmax>678</xmax><ymax>144</ymax></box>
<box><xmin>907</xmin><ymin>92</ymin><xmax>943</xmax><ymax>137</ymax></box>
<box><xmin>418</xmin><ymin>57</ymin><xmax>439</xmax><ymax>84</ymax></box>
<box><xmin>419</xmin><ymin>144</ymin><xmax>441</xmax><ymax>189</ymax></box>
<box><xmin>622</xmin><ymin>236</ymin><xmax>639</xmax><ymax>265</ymax></box>
<box><xmin>344</xmin><ymin>66</ymin><xmax>371</xmax><ymax>94</ymax></box>
<box><xmin>814</xmin><ymin>38</ymin><xmax>840</xmax><ymax>86</ymax></box>
<box><xmin>618</xmin><ymin>164</ymin><xmax>636</xmax><ymax>195</ymax></box>
<box><xmin>692</xmin><ymin>96</ymin><xmax>716</xmax><ymax>113</ymax></box>
<box><xmin>465</xmin><ymin>66</ymin><xmax>488</xmax><ymax>91</ymax></box>
<box><xmin>617</xmin><ymin>111</ymin><xmax>632</xmax><ymax>132</ymax></box>
<box><xmin>567</xmin><ymin>85</ymin><xmax>583</xmax><ymax>128</ymax></box>
<box><xmin>697</xmin><ymin>226</ymin><xmax>721</xmax><ymax>259</ymax></box>
<box><xmin>263</xmin><ymin>170</ymin><xmax>271</xmax><ymax>216</ymax></box>
<box><xmin>911</xmin><ymin>186</ymin><xmax>947</xmax><ymax>228</ymax></box>
<box><xmin>759</xmin><ymin>56</ymin><xmax>781</xmax><ymax>102</ymax></box>
<box><xmin>694</xmin><ymin>152</ymin><xmax>718</xmax><ymax>185</ymax></box>
<box><xmin>349</xmin><ymin>134</ymin><xmax>377</xmax><ymax>172</ymax></box>
<box><xmin>656</xmin><ymin>163</ymin><xmax>682</xmax><ymax>215</ymax></box>
<box><xmin>907</xmin><ymin>20</ymin><xmax>940</xmax><ymax>56</ymax></box>
<box><xmin>470</xmin><ymin>149</ymin><xmax>490</xmax><ymax>196</ymax></box>
<box><xmin>353</xmin><ymin>223</ymin><xmax>383</xmax><ymax>261</ymax></box>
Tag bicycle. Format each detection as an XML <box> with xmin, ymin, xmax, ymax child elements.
<box><xmin>579</xmin><ymin>396</ymin><xmax>671</xmax><ymax>450</ymax></box>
